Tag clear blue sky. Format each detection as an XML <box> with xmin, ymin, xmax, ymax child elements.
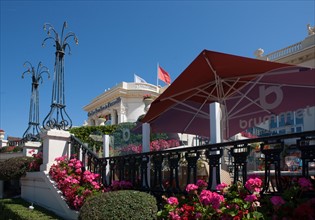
<box><xmin>0</xmin><ymin>0</ymin><xmax>314</xmax><ymax>138</ymax></box>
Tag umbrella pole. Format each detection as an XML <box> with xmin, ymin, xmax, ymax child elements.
<box><xmin>209</xmin><ymin>102</ymin><xmax>222</xmax><ymax>189</ymax></box>
<box><xmin>210</xmin><ymin>102</ymin><xmax>222</xmax><ymax>143</ymax></box>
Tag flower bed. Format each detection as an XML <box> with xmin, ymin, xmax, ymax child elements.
<box><xmin>158</xmin><ymin>176</ymin><xmax>315</xmax><ymax>219</ymax></box>
<box><xmin>49</xmin><ymin>155</ymin><xmax>133</xmax><ymax>210</ymax></box>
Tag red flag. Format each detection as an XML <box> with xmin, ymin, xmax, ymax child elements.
<box><xmin>158</xmin><ymin>66</ymin><xmax>171</xmax><ymax>84</ymax></box>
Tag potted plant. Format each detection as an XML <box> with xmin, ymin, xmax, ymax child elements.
<box><xmin>143</xmin><ymin>94</ymin><xmax>154</xmax><ymax>112</ymax></box>
<box><xmin>143</xmin><ymin>94</ymin><xmax>153</xmax><ymax>100</ymax></box>
<box><xmin>97</xmin><ymin>115</ymin><xmax>106</xmax><ymax>125</ymax></box>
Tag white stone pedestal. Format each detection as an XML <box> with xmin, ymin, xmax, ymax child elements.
<box><xmin>0</xmin><ymin>140</ymin><xmax>8</xmax><ymax>148</ymax></box>
<box><xmin>40</xmin><ymin>129</ymin><xmax>71</xmax><ymax>172</ymax></box>
<box><xmin>23</xmin><ymin>141</ymin><xmax>42</xmax><ymax>157</ymax></box>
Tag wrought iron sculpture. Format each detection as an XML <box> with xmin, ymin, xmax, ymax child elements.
<box><xmin>42</xmin><ymin>21</ymin><xmax>78</xmax><ymax>130</ymax></box>
<box><xmin>22</xmin><ymin>62</ymin><xmax>50</xmax><ymax>141</ymax></box>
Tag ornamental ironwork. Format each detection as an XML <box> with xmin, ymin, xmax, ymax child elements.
<box><xmin>22</xmin><ymin>61</ymin><xmax>50</xmax><ymax>141</ymax></box>
<box><xmin>42</xmin><ymin>21</ymin><xmax>78</xmax><ymax>130</ymax></box>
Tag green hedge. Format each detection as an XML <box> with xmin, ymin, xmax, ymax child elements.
<box><xmin>0</xmin><ymin>198</ymin><xmax>63</xmax><ymax>220</ymax></box>
<box><xmin>79</xmin><ymin>190</ymin><xmax>158</xmax><ymax>220</ymax></box>
<box><xmin>0</xmin><ymin>156</ymin><xmax>34</xmax><ymax>181</ymax></box>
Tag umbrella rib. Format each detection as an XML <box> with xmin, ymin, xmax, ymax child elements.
<box><xmin>227</xmin><ymin>75</ymin><xmax>265</xmax><ymax>116</ymax></box>
<box><xmin>159</xmin><ymin>81</ymin><xmax>216</xmax><ymax>102</ymax></box>
<box><xmin>172</xmin><ymin>106</ymin><xmax>209</xmax><ymax>119</ymax></box>
<box><xmin>168</xmin><ymin>97</ymin><xmax>209</xmax><ymax>117</ymax></box>
<box><xmin>234</xmin><ymin>80</ymin><xmax>315</xmax><ymax>89</ymax></box>
<box><xmin>229</xmin><ymin>109</ymin><xmax>270</xmax><ymax>120</ymax></box>
<box><xmin>228</xmin><ymin>92</ymin><xmax>275</xmax><ymax>119</ymax></box>
<box><xmin>222</xmin><ymin>66</ymin><xmax>309</xmax><ymax>81</ymax></box>
<box><xmin>148</xmin><ymin>83</ymin><xmax>214</xmax><ymax>123</ymax></box>
<box><xmin>182</xmin><ymin>98</ymin><xmax>210</xmax><ymax>133</ymax></box>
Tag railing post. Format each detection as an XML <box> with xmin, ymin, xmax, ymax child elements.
<box><xmin>142</xmin><ymin>123</ymin><xmax>151</xmax><ymax>188</ymax></box>
<box><xmin>103</xmin><ymin>135</ymin><xmax>110</xmax><ymax>184</ymax></box>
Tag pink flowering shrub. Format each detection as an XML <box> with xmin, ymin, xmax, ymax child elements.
<box><xmin>49</xmin><ymin>155</ymin><xmax>134</xmax><ymax>210</ymax></box>
<box><xmin>261</xmin><ymin>177</ymin><xmax>315</xmax><ymax>219</ymax></box>
<box><xmin>157</xmin><ymin>179</ymin><xmax>264</xmax><ymax>219</ymax></box>
<box><xmin>28</xmin><ymin>149</ymin><xmax>43</xmax><ymax>171</ymax></box>
<box><xmin>49</xmin><ymin>155</ymin><xmax>104</xmax><ymax>210</ymax></box>
<box><xmin>119</xmin><ymin>139</ymin><xmax>180</xmax><ymax>155</ymax></box>
<box><xmin>110</xmin><ymin>180</ymin><xmax>133</xmax><ymax>190</ymax></box>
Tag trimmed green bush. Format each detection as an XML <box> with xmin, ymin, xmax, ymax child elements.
<box><xmin>0</xmin><ymin>198</ymin><xmax>63</xmax><ymax>220</ymax></box>
<box><xmin>0</xmin><ymin>146</ymin><xmax>23</xmax><ymax>153</ymax></box>
<box><xmin>79</xmin><ymin>190</ymin><xmax>158</xmax><ymax>220</ymax></box>
<box><xmin>0</xmin><ymin>156</ymin><xmax>34</xmax><ymax>180</ymax></box>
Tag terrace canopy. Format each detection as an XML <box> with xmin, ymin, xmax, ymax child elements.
<box><xmin>141</xmin><ymin>50</ymin><xmax>315</xmax><ymax>140</ymax></box>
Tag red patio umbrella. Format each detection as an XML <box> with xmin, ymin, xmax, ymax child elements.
<box><xmin>141</xmin><ymin>50</ymin><xmax>315</xmax><ymax>139</ymax></box>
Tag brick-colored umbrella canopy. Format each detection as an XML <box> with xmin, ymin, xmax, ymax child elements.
<box><xmin>142</xmin><ymin>50</ymin><xmax>315</xmax><ymax>139</ymax></box>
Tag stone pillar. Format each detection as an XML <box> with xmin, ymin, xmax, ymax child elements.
<box><xmin>142</xmin><ymin>123</ymin><xmax>150</xmax><ymax>152</ymax></box>
<box><xmin>40</xmin><ymin>129</ymin><xmax>71</xmax><ymax>171</ymax></box>
<box><xmin>0</xmin><ymin>140</ymin><xmax>8</xmax><ymax>148</ymax></box>
<box><xmin>103</xmin><ymin>135</ymin><xmax>110</xmax><ymax>183</ymax></box>
<box><xmin>0</xmin><ymin>130</ymin><xmax>7</xmax><ymax>148</ymax></box>
<box><xmin>142</xmin><ymin>123</ymin><xmax>150</xmax><ymax>187</ymax></box>
<box><xmin>22</xmin><ymin>141</ymin><xmax>42</xmax><ymax>157</ymax></box>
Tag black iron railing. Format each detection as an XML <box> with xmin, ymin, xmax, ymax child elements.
<box><xmin>70</xmin><ymin>130</ymin><xmax>315</xmax><ymax>195</ymax></box>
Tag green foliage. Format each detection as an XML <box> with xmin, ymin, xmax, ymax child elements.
<box><xmin>69</xmin><ymin>125</ymin><xmax>117</xmax><ymax>151</ymax></box>
<box><xmin>0</xmin><ymin>156</ymin><xmax>35</xmax><ymax>180</ymax></box>
<box><xmin>70</xmin><ymin>123</ymin><xmax>169</xmax><ymax>153</ymax></box>
<box><xmin>0</xmin><ymin>146</ymin><xmax>23</xmax><ymax>153</ymax></box>
<box><xmin>78</xmin><ymin>190</ymin><xmax>158</xmax><ymax>220</ymax></box>
<box><xmin>111</xmin><ymin>122</ymin><xmax>142</xmax><ymax>147</ymax></box>
<box><xmin>0</xmin><ymin>198</ymin><xmax>63</xmax><ymax>220</ymax></box>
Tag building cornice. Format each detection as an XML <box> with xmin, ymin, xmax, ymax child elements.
<box><xmin>83</xmin><ymin>82</ymin><xmax>160</xmax><ymax>112</ymax></box>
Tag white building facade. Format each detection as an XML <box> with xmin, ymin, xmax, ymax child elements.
<box><xmin>84</xmin><ymin>82</ymin><xmax>166</xmax><ymax>126</ymax></box>
<box><xmin>252</xmin><ymin>26</ymin><xmax>315</xmax><ymax>136</ymax></box>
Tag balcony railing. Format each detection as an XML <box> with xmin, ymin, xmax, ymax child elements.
<box><xmin>70</xmin><ymin>130</ymin><xmax>315</xmax><ymax>197</ymax></box>
<box><xmin>265</xmin><ymin>42</ymin><xmax>302</xmax><ymax>61</ymax></box>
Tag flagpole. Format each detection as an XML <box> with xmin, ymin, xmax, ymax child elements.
<box><xmin>156</xmin><ymin>62</ymin><xmax>159</xmax><ymax>87</ymax></box>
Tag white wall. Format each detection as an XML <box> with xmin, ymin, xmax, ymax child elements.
<box><xmin>126</xmin><ymin>98</ymin><xmax>146</xmax><ymax>122</ymax></box>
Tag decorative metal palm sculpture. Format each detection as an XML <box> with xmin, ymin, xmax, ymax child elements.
<box><xmin>22</xmin><ymin>62</ymin><xmax>50</xmax><ymax>141</ymax></box>
<box><xmin>42</xmin><ymin>22</ymin><xmax>78</xmax><ymax>130</ymax></box>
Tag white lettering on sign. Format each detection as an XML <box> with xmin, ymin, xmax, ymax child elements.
<box><xmin>239</xmin><ymin>106</ymin><xmax>312</xmax><ymax>130</ymax></box>
<box><xmin>88</xmin><ymin>97</ymin><xmax>121</xmax><ymax>117</ymax></box>
<box><xmin>259</xmin><ymin>85</ymin><xmax>283</xmax><ymax>110</ymax></box>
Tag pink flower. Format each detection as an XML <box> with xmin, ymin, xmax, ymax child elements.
<box><xmin>167</xmin><ymin>197</ymin><xmax>179</xmax><ymax>205</ymax></box>
<box><xmin>55</xmin><ymin>155</ymin><xmax>67</xmax><ymax>162</ymax></box>
<box><xmin>245</xmin><ymin>177</ymin><xmax>262</xmax><ymax>193</ymax></box>
<box><xmin>199</xmin><ymin>190</ymin><xmax>224</xmax><ymax>209</ymax></box>
<box><xmin>195</xmin><ymin>212</ymin><xmax>202</xmax><ymax>219</ymax></box>
<box><xmin>298</xmin><ymin>177</ymin><xmax>314</xmax><ymax>191</ymax></box>
<box><xmin>216</xmin><ymin>183</ymin><xmax>228</xmax><ymax>192</ymax></box>
<box><xmin>75</xmin><ymin>168</ymin><xmax>82</xmax><ymax>174</ymax></box>
<box><xmin>200</xmin><ymin>189</ymin><xmax>213</xmax><ymax>205</ymax></box>
<box><xmin>196</xmin><ymin>179</ymin><xmax>208</xmax><ymax>188</ymax></box>
<box><xmin>169</xmin><ymin>211</ymin><xmax>181</xmax><ymax>220</ymax></box>
<box><xmin>186</xmin><ymin>184</ymin><xmax>198</xmax><ymax>193</ymax></box>
<box><xmin>244</xmin><ymin>194</ymin><xmax>258</xmax><ymax>202</ymax></box>
<box><xmin>270</xmin><ymin>196</ymin><xmax>285</xmax><ymax>206</ymax></box>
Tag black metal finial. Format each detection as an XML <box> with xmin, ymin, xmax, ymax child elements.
<box><xmin>42</xmin><ymin>22</ymin><xmax>78</xmax><ymax>130</ymax></box>
<box><xmin>22</xmin><ymin>61</ymin><xmax>50</xmax><ymax>141</ymax></box>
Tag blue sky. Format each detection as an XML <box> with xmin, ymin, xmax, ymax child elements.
<box><xmin>0</xmin><ymin>0</ymin><xmax>314</xmax><ymax>138</ymax></box>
